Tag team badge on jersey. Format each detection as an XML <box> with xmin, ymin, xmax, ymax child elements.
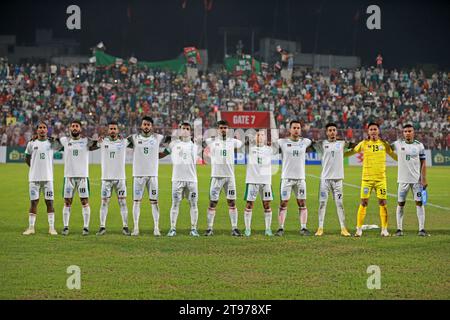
<box><xmin>363</xmin><ymin>187</ymin><xmax>369</xmax><ymax>194</ymax></box>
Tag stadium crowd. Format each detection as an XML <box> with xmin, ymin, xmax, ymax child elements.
<box><xmin>0</xmin><ymin>58</ymin><xmax>448</xmax><ymax>149</ymax></box>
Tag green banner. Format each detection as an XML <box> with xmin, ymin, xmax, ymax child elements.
<box><xmin>6</xmin><ymin>147</ymin><xmax>26</xmax><ymax>163</ymax></box>
<box><xmin>95</xmin><ymin>51</ymin><xmax>186</xmax><ymax>73</ymax></box>
<box><xmin>224</xmin><ymin>55</ymin><xmax>261</xmax><ymax>74</ymax></box>
<box><xmin>431</xmin><ymin>150</ymin><xmax>450</xmax><ymax>166</ymax></box>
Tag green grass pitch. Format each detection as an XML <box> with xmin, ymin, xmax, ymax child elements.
<box><xmin>0</xmin><ymin>163</ymin><xmax>449</xmax><ymax>299</ymax></box>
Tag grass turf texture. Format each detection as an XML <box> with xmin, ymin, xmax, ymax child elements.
<box><xmin>0</xmin><ymin>164</ymin><xmax>449</xmax><ymax>299</ymax></box>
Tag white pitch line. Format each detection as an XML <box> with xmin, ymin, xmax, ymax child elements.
<box><xmin>306</xmin><ymin>174</ymin><xmax>450</xmax><ymax>211</ymax></box>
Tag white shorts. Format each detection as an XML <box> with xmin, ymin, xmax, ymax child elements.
<box><xmin>133</xmin><ymin>176</ymin><xmax>158</xmax><ymax>201</ymax></box>
<box><xmin>172</xmin><ymin>181</ymin><xmax>198</xmax><ymax>202</ymax></box>
<box><xmin>209</xmin><ymin>177</ymin><xmax>237</xmax><ymax>201</ymax></box>
<box><xmin>245</xmin><ymin>183</ymin><xmax>273</xmax><ymax>202</ymax></box>
<box><xmin>319</xmin><ymin>179</ymin><xmax>343</xmax><ymax>202</ymax></box>
<box><xmin>101</xmin><ymin>180</ymin><xmax>127</xmax><ymax>199</ymax></box>
<box><xmin>398</xmin><ymin>183</ymin><xmax>423</xmax><ymax>202</ymax></box>
<box><xmin>280</xmin><ymin>179</ymin><xmax>307</xmax><ymax>201</ymax></box>
<box><xmin>63</xmin><ymin>177</ymin><xmax>90</xmax><ymax>199</ymax></box>
<box><xmin>29</xmin><ymin>181</ymin><xmax>54</xmax><ymax>201</ymax></box>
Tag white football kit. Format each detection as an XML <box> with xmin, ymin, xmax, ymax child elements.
<box><xmin>129</xmin><ymin>133</ymin><xmax>164</xmax><ymax>201</ymax></box>
<box><xmin>245</xmin><ymin>145</ymin><xmax>273</xmax><ymax>202</ymax></box>
<box><xmin>100</xmin><ymin>137</ymin><xmax>127</xmax><ymax>198</ymax></box>
<box><xmin>392</xmin><ymin>139</ymin><xmax>426</xmax><ymax>202</ymax></box>
<box><xmin>25</xmin><ymin>139</ymin><xmax>55</xmax><ymax>201</ymax></box>
<box><xmin>206</xmin><ymin>137</ymin><xmax>243</xmax><ymax>201</ymax></box>
<box><xmin>60</xmin><ymin>136</ymin><xmax>91</xmax><ymax>198</ymax></box>
<box><xmin>278</xmin><ymin>138</ymin><xmax>312</xmax><ymax>200</ymax></box>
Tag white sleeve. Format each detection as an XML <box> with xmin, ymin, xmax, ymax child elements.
<box><xmin>25</xmin><ymin>141</ymin><xmax>33</xmax><ymax>155</ymax></box>
<box><xmin>234</xmin><ymin>138</ymin><xmax>243</xmax><ymax>149</ymax></box>
<box><xmin>59</xmin><ymin>136</ymin><xmax>68</xmax><ymax>148</ymax></box>
<box><xmin>157</xmin><ymin>134</ymin><xmax>164</xmax><ymax>145</ymax></box>
<box><xmin>305</xmin><ymin>138</ymin><xmax>312</xmax><ymax>148</ymax></box>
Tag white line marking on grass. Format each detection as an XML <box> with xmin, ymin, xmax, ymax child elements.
<box><xmin>307</xmin><ymin>174</ymin><xmax>450</xmax><ymax>211</ymax></box>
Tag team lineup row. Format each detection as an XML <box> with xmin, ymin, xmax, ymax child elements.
<box><xmin>21</xmin><ymin>116</ymin><xmax>429</xmax><ymax>238</ymax></box>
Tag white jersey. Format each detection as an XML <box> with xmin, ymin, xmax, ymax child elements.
<box><xmin>25</xmin><ymin>139</ymin><xmax>54</xmax><ymax>182</ymax></box>
<box><xmin>246</xmin><ymin>145</ymin><xmax>273</xmax><ymax>185</ymax></box>
<box><xmin>206</xmin><ymin>137</ymin><xmax>243</xmax><ymax>178</ymax></box>
<box><xmin>278</xmin><ymin>137</ymin><xmax>312</xmax><ymax>179</ymax></box>
<box><xmin>60</xmin><ymin>136</ymin><xmax>90</xmax><ymax>178</ymax></box>
<box><xmin>393</xmin><ymin>139</ymin><xmax>425</xmax><ymax>183</ymax></box>
<box><xmin>129</xmin><ymin>133</ymin><xmax>163</xmax><ymax>177</ymax></box>
<box><xmin>315</xmin><ymin>140</ymin><xmax>345</xmax><ymax>180</ymax></box>
<box><xmin>169</xmin><ymin>139</ymin><xmax>198</xmax><ymax>182</ymax></box>
<box><xmin>100</xmin><ymin>137</ymin><xmax>127</xmax><ymax>180</ymax></box>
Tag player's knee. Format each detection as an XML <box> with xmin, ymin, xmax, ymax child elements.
<box><xmin>64</xmin><ymin>198</ymin><xmax>72</xmax><ymax>206</ymax></box>
<box><xmin>101</xmin><ymin>198</ymin><xmax>110</xmax><ymax>207</ymax></box>
<box><xmin>228</xmin><ymin>199</ymin><xmax>236</xmax><ymax>207</ymax></box>
<box><xmin>398</xmin><ymin>202</ymin><xmax>406</xmax><ymax>207</ymax></box>
<box><xmin>416</xmin><ymin>201</ymin><xmax>423</xmax><ymax>207</ymax></box>
<box><xmin>118</xmin><ymin>198</ymin><xmax>127</xmax><ymax>207</ymax></box>
<box><xmin>263</xmin><ymin>202</ymin><xmax>271</xmax><ymax>210</ymax></box>
<box><xmin>298</xmin><ymin>199</ymin><xmax>306</xmax><ymax>208</ymax></box>
<box><xmin>280</xmin><ymin>200</ymin><xmax>288</xmax><ymax>208</ymax></box>
<box><xmin>45</xmin><ymin>200</ymin><xmax>54</xmax><ymax>211</ymax></box>
<box><xmin>80</xmin><ymin>198</ymin><xmax>89</xmax><ymax>206</ymax></box>
<box><xmin>171</xmin><ymin>200</ymin><xmax>180</xmax><ymax>210</ymax></box>
<box><xmin>150</xmin><ymin>200</ymin><xmax>158</xmax><ymax>205</ymax></box>
<box><xmin>209</xmin><ymin>201</ymin><xmax>217</xmax><ymax>208</ymax></box>
<box><xmin>319</xmin><ymin>201</ymin><xmax>327</xmax><ymax>209</ymax></box>
<box><xmin>360</xmin><ymin>199</ymin><xmax>368</xmax><ymax>207</ymax></box>
<box><xmin>378</xmin><ymin>199</ymin><xmax>386</xmax><ymax>206</ymax></box>
<box><xmin>245</xmin><ymin>202</ymin><xmax>254</xmax><ymax>210</ymax></box>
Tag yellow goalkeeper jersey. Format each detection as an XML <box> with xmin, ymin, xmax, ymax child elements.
<box><xmin>352</xmin><ymin>139</ymin><xmax>397</xmax><ymax>181</ymax></box>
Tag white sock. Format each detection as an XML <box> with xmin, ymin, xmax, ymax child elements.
<box><xmin>229</xmin><ymin>207</ymin><xmax>238</xmax><ymax>229</ymax></box>
<box><xmin>29</xmin><ymin>213</ymin><xmax>36</xmax><ymax>228</ymax></box>
<box><xmin>119</xmin><ymin>199</ymin><xmax>128</xmax><ymax>228</ymax></box>
<box><xmin>278</xmin><ymin>207</ymin><xmax>287</xmax><ymax>229</ymax></box>
<box><xmin>318</xmin><ymin>201</ymin><xmax>327</xmax><ymax>229</ymax></box>
<box><xmin>264</xmin><ymin>209</ymin><xmax>272</xmax><ymax>230</ymax></box>
<box><xmin>244</xmin><ymin>208</ymin><xmax>252</xmax><ymax>230</ymax></box>
<box><xmin>100</xmin><ymin>199</ymin><xmax>110</xmax><ymax>228</ymax></box>
<box><xmin>335</xmin><ymin>199</ymin><xmax>346</xmax><ymax>228</ymax></box>
<box><xmin>170</xmin><ymin>202</ymin><xmax>180</xmax><ymax>229</ymax></box>
<box><xmin>82</xmin><ymin>205</ymin><xmax>90</xmax><ymax>229</ymax></box>
<box><xmin>190</xmin><ymin>202</ymin><xmax>198</xmax><ymax>230</ymax></box>
<box><xmin>207</xmin><ymin>207</ymin><xmax>216</xmax><ymax>229</ymax></box>
<box><xmin>133</xmin><ymin>201</ymin><xmax>141</xmax><ymax>230</ymax></box>
<box><xmin>48</xmin><ymin>212</ymin><xmax>55</xmax><ymax>229</ymax></box>
<box><xmin>396</xmin><ymin>205</ymin><xmax>405</xmax><ymax>230</ymax></box>
<box><xmin>416</xmin><ymin>205</ymin><xmax>425</xmax><ymax>230</ymax></box>
<box><xmin>63</xmin><ymin>205</ymin><xmax>71</xmax><ymax>228</ymax></box>
<box><xmin>300</xmin><ymin>207</ymin><xmax>308</xmax><ymax>229</ymax></box>
<box><xmin>151</xmin><ymin>202</ymin><xmax>160</xmax><ymax>230</ymax></box>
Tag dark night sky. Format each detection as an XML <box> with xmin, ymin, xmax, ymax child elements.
<box><xmin>1</xmin><ymin>0</ymin><xmax>449</xmax><ymax>69</ymax></box>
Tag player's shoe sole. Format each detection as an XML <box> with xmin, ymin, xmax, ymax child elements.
<box><xmin>96</xmin><ymin>227</ymin><xmax>106</xmax><ymax>236</ymax></box>
<box><xmin>300</xmin><ymin>228</ymin><xmax>311</xmax><ymax>236</ymax></box>
<box><xmin>22</xmin><ymin>228</ymin><xmax>35</xmax><ymax>235</ymax></box>
<box><xmin>122</xmin><ymin>227</ymin><xmax>131</xmax><ymax>236</ymax></box>
<box><xmin>340</xmin><ymin>228</ymin><xmax>351</xmax><ymax>237</ymax></box>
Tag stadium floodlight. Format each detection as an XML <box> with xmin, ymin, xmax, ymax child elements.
<box><xmin>96</xmin><ymin>41</ymin><xmax>105</xmax><ymax>49</ymax></box>
<box><xmin>129</xmin><ymin>57</ymin><xmax>138</xmax><ymax>64</ymax></box>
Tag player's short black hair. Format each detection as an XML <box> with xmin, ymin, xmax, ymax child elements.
<box><xmin>326</xmin><ymin>123</ymin><xmax>337</xmax><ymax>130</ymax></box>
<box><xmin>70</xmin><ymin>120</ymin><xmax>82</xmax><ymax>127</ymax></box>
<box><xmin>141</xmin><ymin>116</ymin><xmax>154</xmax><ymax>125</ymax></box>
<box><xmin>179</xmin><ymin>122</ymin><xmax>191</xmax><ymax>129</ymax></box>
<box><xmin>289</xmin><ymin>119</ymin><xmax>301</xmax><ymax>128</ymax></box>
<box><xmin>217</xmin><ymin>120</ymin><xmax>229</xmax><ymax>127</ymax></box>
<box><xmin>108</xmin><ymin>120</ymin><xmax>118</xmax><ymax>126</ymax></box>
<box><xmin>36</xmin><ymin>121</ymin><xmax>48</xmax><ymax>129</ymax></box>
<box><xmin>403</xmin><ymin>124</ymin><xmax>414</xmax><ymax>129</ymax></box>
<box><xmin>368</xmin><ymin>122</ymin><xmax>379</xmax><ymax>128</ymax></box>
